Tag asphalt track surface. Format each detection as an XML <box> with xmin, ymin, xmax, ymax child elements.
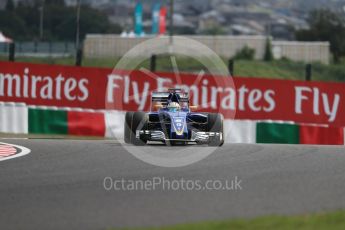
<box><xmin>1</xmin><ymin>139</ymin><xmax>345</xmax><ymax>230</ymax></box>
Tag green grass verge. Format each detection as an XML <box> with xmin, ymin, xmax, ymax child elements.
<box><xmin>112</xmin><ymin>211</ymin><xmax>345</xmax><ymax>230</ymax></box>
<box><xmin>1</xmin><ymin>56</ymin><xmax>345</xmax><ymax>83</ymax></box>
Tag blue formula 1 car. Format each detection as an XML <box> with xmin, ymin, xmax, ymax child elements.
<box><xmin>124</xmin><ymin>89</ymin><xmax>224</xmax><ymax>146</ymax></box>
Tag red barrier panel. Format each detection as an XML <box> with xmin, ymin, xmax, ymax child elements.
<box><xmin>300</xmin><ymin>126</ymin><xmax>344</xmax><ymax>145</ymax></box>
<box><xmin>1</xmin><ymin>61</ymin><xmax>345</xmax><ymax>127</ymax></box>
<box><xmin>68</xmin><ymin>111</ymin><xmax>105</xmax><ymax>137</ymax></box>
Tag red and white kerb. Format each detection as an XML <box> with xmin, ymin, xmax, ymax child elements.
<box><xmin>0</xmin><ymin>144</ymin><xmax>17</xmax><ymax>158</ymax></box>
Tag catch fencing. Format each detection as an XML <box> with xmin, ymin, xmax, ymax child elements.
<box><xmin>0</xmin><ymin>41</ymin><xmax>75</xmax><ymax>57</ymax></box>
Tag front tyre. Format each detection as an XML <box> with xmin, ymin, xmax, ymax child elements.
<box><xmin>124</xmin><ymin>112</ymin><xmax>134</xmax><ymax>144</ymax></box>
<box><xmin>131</xmin><ymin>112</ymin><xmax>148</xmax><ymax>146</ymax></box>
<box><xmin>207</xmin><ymin>113</ymin><xmax>224</xmax><ymax>146</ymax></box>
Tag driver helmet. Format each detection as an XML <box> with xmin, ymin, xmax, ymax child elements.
<box><xmin>167</xmin><ymin>102</ymin><xmax>181</xmax><ymax>112</ymax></box>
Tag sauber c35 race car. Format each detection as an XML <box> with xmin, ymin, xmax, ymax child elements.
<box><xmin>124</xmin><ymin>89</ymin><xmax>224</xmax><ymax>146</ymax></box>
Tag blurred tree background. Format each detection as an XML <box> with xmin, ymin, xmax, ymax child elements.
<box><xmin>296</xmin><ymin>9</ymin><xmax>345</xmax><ymax>63</ymax></box>
<box><xmin>0</xmin><ymin>0</ymin><xmax>122</xmax><ymax>41</ymax></box>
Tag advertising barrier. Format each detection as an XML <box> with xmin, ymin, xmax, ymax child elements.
<box><xmin>0</xmin><ymin>103</ymin><xmax>344</xmax><ymax>145</ymax></box>
<box><xmin>0</xmin><ymin>61</ymin><xmax>344</xmax><ymax>128</ymax></box>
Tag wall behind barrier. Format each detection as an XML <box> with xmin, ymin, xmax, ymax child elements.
<box><xmin>83</xmin><ymin>35</ymin><xmax>330</xmax><ymax>64</ymax></box>
<box><xmin>1</xmin><ymin>61</ymin><xmax>345</xmax><ymax>127</ymax></box>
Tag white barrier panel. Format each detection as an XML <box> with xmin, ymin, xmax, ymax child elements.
<box><xmin>224</xmin><ymin>120</ymin><xmax>257</xmax><ymax>144</ymax></box>
<box><xmin>105</xmin><ymin>111</ymin><xmax>125</xmax><ymax>139</ymax></box>
<box><xmin>0</xmin><ymin>102</ymin><xmax>28</xmax><ymax>134</ymax></box>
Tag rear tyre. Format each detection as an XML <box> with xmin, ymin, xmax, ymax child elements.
<box><xmin>207</xmin><ymin>113</ymin><xmax>224</xmax><ymax>146</ymax></box>
<box><xmin>131</xmin><ymin>112</ymin><xmax>148</xmax><ymax>146</ymax></box>
<box><xmin>124</xmin><ymin>112</ymin><xmax>134</xmax><ymax>144</ymax></box>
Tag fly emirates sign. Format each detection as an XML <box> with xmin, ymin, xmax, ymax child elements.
<box><xmin>0</xmin><ymin>61</ymin><xmax>344</xmax><ymax>127</ymax></box>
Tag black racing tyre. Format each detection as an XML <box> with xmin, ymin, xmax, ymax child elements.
<box><xmin>124</xmin><ymin>112</ymin><xmax>134</xmax><ymax>144</ymax></box>
<box><xmin>207</xmin><ymin>113</ymin><xmax>224</xmax><ymax>146</ymax></box>
<box><xmin>131</xmin><ymin>112</ymin><xmax>148</xmax><ymax>146</ymax></box>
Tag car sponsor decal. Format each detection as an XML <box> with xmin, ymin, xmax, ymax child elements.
<box><xmin>172</xmin><ymin>117</ymin><xmax>185</xmax><ymax>136</ymax></box>
<box><xmin>0</xmin><ymin>142</ymin><xmax>31</xmax><ymax>162</ymax></box>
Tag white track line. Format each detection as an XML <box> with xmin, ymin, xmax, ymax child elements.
<box><xmin>0</xmin><ymin>138</ymin><xmax>29</xmax><ymax>140</ymax></box>
<box><xmin>0</xmin><ymin>142</ymin><xmax>31</xmax><ymax>162</ymax></box>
